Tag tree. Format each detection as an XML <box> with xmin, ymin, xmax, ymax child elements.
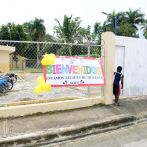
<box><xmin>144</xmin><ymin>32</ymin><xmax>147</xmax><ymax>39</ymax></box>
<box><xmin>24</xmin><ymin>18</ymin><xmax>46</xmax><ymax>64</ymax></box>
<box><xmin>78</xmin><ymin>25</ymin><xmax>96</xmax><ymax>43</ymax></box>
<box><xmin>93</xmin><ymin>22</ymin><xmax>103</xmax><ymax>45</ymax></box>
<box><xmin>103</xmin><ymin>10</ymin><xmax>126</xmax><ymax>32</ymax></box>
<box><xmin>100</xmin><ymin>8</ymin><xmax>145</xmax><ymax>38</ymax></box>
<box><xmin>117</xmin><ymin>23</ymin><xmax>139</xmax><ymax>38</ymax></box>
<box><xmin>24</xmin><ymin>18</ymin><xmax>46</xmax><ymax>41</ymax></box>
<box><xmin>54</xmin><ymin>15</ymin><xmax>82</xmax><ymax>43</ymax></box>
<box><xmin>53</xmin><ymin>15</ymin><xmax>82</xmax><ymax>56</ymax></box>
<box><xmin>141</xmin><ymin>19</ymin><xmax>147</xmax><ymax>36</ymax></box>
<box><xmin>0</xmin><ymin>22</ymin><xmax>33</xmax><ymax>61</ymax></box>
<box><xmin>41</xmin><ymin>33</ymin><xmax>57</xmax><ymax>42</ymax></box>
<box><xmin>0</xmin><ymin>22</ymin><xmax>31</xmax><ymax>41</ymax></box>
<box><xmin>126</xmin><ymin>8</ymin><xmax>145</xmax><ymax>30</ymax></box>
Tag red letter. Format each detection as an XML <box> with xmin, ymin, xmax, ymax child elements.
<box><xmin>52</xmin><ymin>65</ymin><xmax>56</xmax><ymax>74</ymax></box>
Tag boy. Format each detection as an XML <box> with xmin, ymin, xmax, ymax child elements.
<box><xmin>113</xmin><ymin>66</ymin><xmax>124</xmax><ymax>106</ymax></box>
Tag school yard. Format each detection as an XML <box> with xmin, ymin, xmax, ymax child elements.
<box><xmin>0</xmin><ymin>73</ymin><xmax>101</xmax><ymax>104</ymax></box>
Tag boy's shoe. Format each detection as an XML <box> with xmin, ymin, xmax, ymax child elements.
<box><xmin>114</xmin><ymin>103</ymin><xmax>122</xmax><ymax>106</ymax></box>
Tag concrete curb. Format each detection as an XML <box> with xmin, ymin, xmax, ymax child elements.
<box><xmin>0</xmin><ymin>114</ymin><xmax>136</xmax><ymax>146</ymax></box>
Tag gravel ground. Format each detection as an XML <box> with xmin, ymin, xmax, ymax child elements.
<box><xmin>0</xmin><ymin>73</ymin><xmax>101</xmax><ymax>104</ymax></box>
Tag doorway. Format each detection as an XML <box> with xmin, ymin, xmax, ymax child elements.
<box><xmin>114</xmin><ymin>45</ymin><xmax>125</xmax><ymax>96</ymax></box>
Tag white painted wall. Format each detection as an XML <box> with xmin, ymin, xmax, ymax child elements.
<box><xmin>115</xmin><ymin>36</ymin><xmax>147</xmax><ymax>96</ymax></box>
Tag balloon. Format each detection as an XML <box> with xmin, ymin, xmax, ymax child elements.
<box><xmin>48</xmin><ymin>54</ymin><xmax>56</xmax><ymax>59</ymax></box>
<box><xmin>40</xmin><ymin>82</ymin><xmax>51</xmax><ymax>91</ymax></box>
<box><xmin>37</xmin><ymin>76</ymin><xmax>45</xmax><ymax>84</ymax></box>
<box><xmin>41</xmin><ymin>58</ymin><xmax>48</xmax><ymax>65</ymax></box>
<box><xmin>40</xmin><ymin>82</ymin><xmax>47</xmax><ymax>90</ymax></box>
<box><xmin>44</xmin><ymin>54</ymin><xmax>49</xmax><ymax>60</ymax></box>
<box><xmin>45</xmin><ymin>83</ymin><xmax>51</xmax><ymax>91</ymax></box>
<box><xmin>47</xmin><ymin>57</ymin><xmax>55</xmax><ymax>65</ymax></box>
<box><xmin>34</xmin><ymin>85</ymin><xmax>42</xmax><ymax>94</ymax></box>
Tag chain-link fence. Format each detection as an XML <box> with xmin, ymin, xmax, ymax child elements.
<box><xmin>0</xmin><ymin>40</ymin><xmax>103</xmax><ymax>106</ymax></box>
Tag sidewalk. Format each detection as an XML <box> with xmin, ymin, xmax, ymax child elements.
<box><xmin>0</xmin><ymin>95</ymin><xmax>147</xmax><ymax>146</ymax></box>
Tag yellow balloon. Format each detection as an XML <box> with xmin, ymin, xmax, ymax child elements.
<box><xmin>44</xmin><ymin>54</ymin><xmax>49</xmax><ymax>60</ymax></box>
<box><xmin>47</xmin><ymin>57</ymin><xmax>55</xmax><ymax>65</ymax></box>
<box><xmin>40</xmin><ymin>82</ymin><xmax>46</xmax><ymax>90</ymax></box>
<box><xmin>37</xmin><ymin>76</ymin><xmax>45</xmax><ymax>84</ymax></box>
<box><xmin>41</xmin><ymin>58</ymin><xmax>48</xmax><ymax>65</ymax></box>
<box><xmin>34</xmin><ymin>85</ymin><xmax>42</xmax><ymax>94</ymax></box>
<box><xmin>48</xmin><ymin>54</ymin><xmax>56</xmax><ymax>59</ymax></box>
<box><xmin>40</xmin><ymin>82</ymin><xmax>51</xmax><ymax>91</ymax></box>
<box><xmin>45</xmin><ymin>83</ymin><xmax>51</xmax><ymax>91</ymax></box>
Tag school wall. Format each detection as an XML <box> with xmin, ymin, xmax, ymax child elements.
<box><xmin>0</xmin><ymin>46</ymin><xmax>15</xmax><ymax>73</ymax></box>
<box><xmin>0</xmin><ymin>51</ymin><xmax>9</xmax><ymax>73</ymax></box>
<box><xmin>115</xmin><ymin>36</ymin><xmax>147</xmax><ymax>96</ymax></box>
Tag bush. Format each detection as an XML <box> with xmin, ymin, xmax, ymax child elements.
<box><xmin>78</xmin><ymin>54</ymin><xmax>101</xmax><ymax>58</ymax></box>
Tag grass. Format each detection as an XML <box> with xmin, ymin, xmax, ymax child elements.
<box><xmin>10</xmin><ymin>68</ymin><xmax>43</xmax><ymax>73</ymax></box>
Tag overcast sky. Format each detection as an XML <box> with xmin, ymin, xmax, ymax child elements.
<box><xmin>0</xmin><ymin>0</ymin><xmax>147</xmax><ymax>38</ymax></box>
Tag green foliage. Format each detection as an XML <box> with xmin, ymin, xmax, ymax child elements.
<box><xmin>144</xmin><ymin>32</ymin><xmax>147</xmax><ymax>39</ymax></box>
<box><xmin>0</xmin><ymin>22</ymin><xmax>33</xmax><ymax>58</ymax></box>
<box><xmin>38</xmin><ymin>44</ymin><xmax>88</xmax><ymax>57</ymax></box>
<box><xmin>54</xmin><ymin>15</ymin><xmax>84</xmax><ymax>56</ymax></box>
<box><xmin>78</xmin><ymin>54</ymin><xmax>101</xmax><ymax>58</ymax></box>
<box><xmin>141</xmin><ymin>19</ymin><xmax>147</xmax><ymax>36</ymax></box>
<box><xmin>38</xmin><ymin>44</ymin><xmax>62</xmax><ymax>58</ymax></box>
<box><xmin>54</xmin><ymin>15</ymin><xmax>82</xmax><ymax>43</ymax></box>
<box><xmin>78</xmin><ymin>25</ymin><xmax>96</xmax><ymax>42</ymax></box>
<box><xmin>93</xmin><ymin>22</ymin><xmax>103</xmax><ymax>45</ymax></box>
<box><xmin>0</xmin><ymin>22</ymin><xmax>31</xmax><ymax>41</ymax></box>
<box><xmin>41</xmin><ymin>33</ymin><xmax>56</xmax><ymax>42</ymax></box>
<box><xmin>126</xmin><ymin>8</ymin><xmax>145</xmax><ymax>30</ymax></box>
<box><xmin>0</xmin><ymin>8</ymin><xmax>146</xmax><ymax>60</ymax></box>
<box><xmin>23</xmin><ymin>17</ymin><xmax>46</xmax><ymax>41</ymax></box>
<box><xmin>117</xmin><ymin>23</ymin><xmax>139</xmax><ymax>37</ymax></box>
<box><xmin>101</xmin><ymin>8</ymin><xmax>145</xmax><ymax>38</ymax></box>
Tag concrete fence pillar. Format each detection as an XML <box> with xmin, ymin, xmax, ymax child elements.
<box><xmin>101</xmin><ymin>32</ymin><xmax>115</xmax><ymax>104</ymax></box>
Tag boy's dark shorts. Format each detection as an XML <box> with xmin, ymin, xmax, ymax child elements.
<box><xmin>113</xmin><ymin>84</ymin><xmax>119</xmax><ymax>96</ymax></box>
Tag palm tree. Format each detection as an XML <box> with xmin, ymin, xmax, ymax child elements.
<box><xmin>103</xmin><ymin>11</ymin><xmax>126</xmax><ymax>33</ymax></box>
<box><xmin>54</xmin><ymin>15</ymin><xmax>82</xmax><ymax>56</ymax></box>
<box><xmin>24</xmin><ymin>18</ymin><xmax>46</xmax><ymax>64</ymax></box>
<box><xmin>141</xmin><ymin>19</ymin><xmax>147</xmax><ymax>36</ymax></box>
<box><xmin>54</xmin><ymin>15</ymin><xmax>82</xmax><ymax>43</ymax></box>
<box><xmin>29</xmin><ymin>18</ymin><xmax>46</xmax><ymax>41</ymax></box>
<box><xmin>126</xmin><ymin>8</ymin><xmax>145</xmax><ymax>30</ymax></box>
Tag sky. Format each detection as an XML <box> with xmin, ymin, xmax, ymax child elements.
<box><xmin>0</xmin><ymin>0</ymin><xmax>147</xmax><ymax>38</ymax></box>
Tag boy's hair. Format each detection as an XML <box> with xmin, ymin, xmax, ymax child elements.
<box><xmin>117</xmin><ymin>66</ymin><xmax>122</xmax><ymax>72</ymax></box>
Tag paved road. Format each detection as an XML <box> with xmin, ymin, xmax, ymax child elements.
<box><xmin>49</xmin><ymin>122</ymin><xmax>147</xmax><ymax>147</ymax></box>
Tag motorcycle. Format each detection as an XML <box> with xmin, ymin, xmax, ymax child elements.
<box><xmin>0</xmin><ymin>76</ymin><xmax>14</xmax><ymax>93</ymax></box>
<box><xmin>0</xmin><ymin>72</ymin><xmax>17</xmax><ymax>83</ymax></box>
<box><xmin>4</xmin><ymin>73</ymin><xmax>17</xmax><ymax>83</ymax></box>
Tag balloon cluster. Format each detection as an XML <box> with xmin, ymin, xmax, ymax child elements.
<box><xmin>34</xmin><ymin>77</ymin><xmax>51</xmax><ymax>94</ymax></box>
<box><xmin>34</xmin><ymin>53</ymin><xmax>56</xmax><ymax>94</ymax></box>
<box><xmin>41</xmin><ymin>53</ymin><xmax>56</xmax><ymax>65</ymax></box>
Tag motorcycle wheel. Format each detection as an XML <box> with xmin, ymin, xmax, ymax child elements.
<box><xmin>7</xmin><ymin>81</ymin><xmax>13</xmax><ymax>91</ymax></box>
<box><xmin>0</xmin><ymin>85</ymin><xmax>8</xmax><ymax>94</ymax></box>
<box><xmin>13</xmin><ymin>76</ymin><xmax>17</xmax><ymax>83</ymax></box>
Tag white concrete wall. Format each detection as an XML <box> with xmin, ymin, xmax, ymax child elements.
<box><xmin>115</xmin><ymin>36</ymin><xmax>147</xmax><ymax>96</ymax></box>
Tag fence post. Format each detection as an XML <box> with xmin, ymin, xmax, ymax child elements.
<box><xmin>101</xmin><ymin>32</ymin><xmax>115</xmax><ymax>104</ymax></box>
<box><xmin>37</xmin><ymin>43</ymin><xmax>40</xmax><ymax>68</ymax></box>
<box><xmin>88</xmin><ymin>43</ymin><xmax>90</xmax><ymax>97</ymax></box>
